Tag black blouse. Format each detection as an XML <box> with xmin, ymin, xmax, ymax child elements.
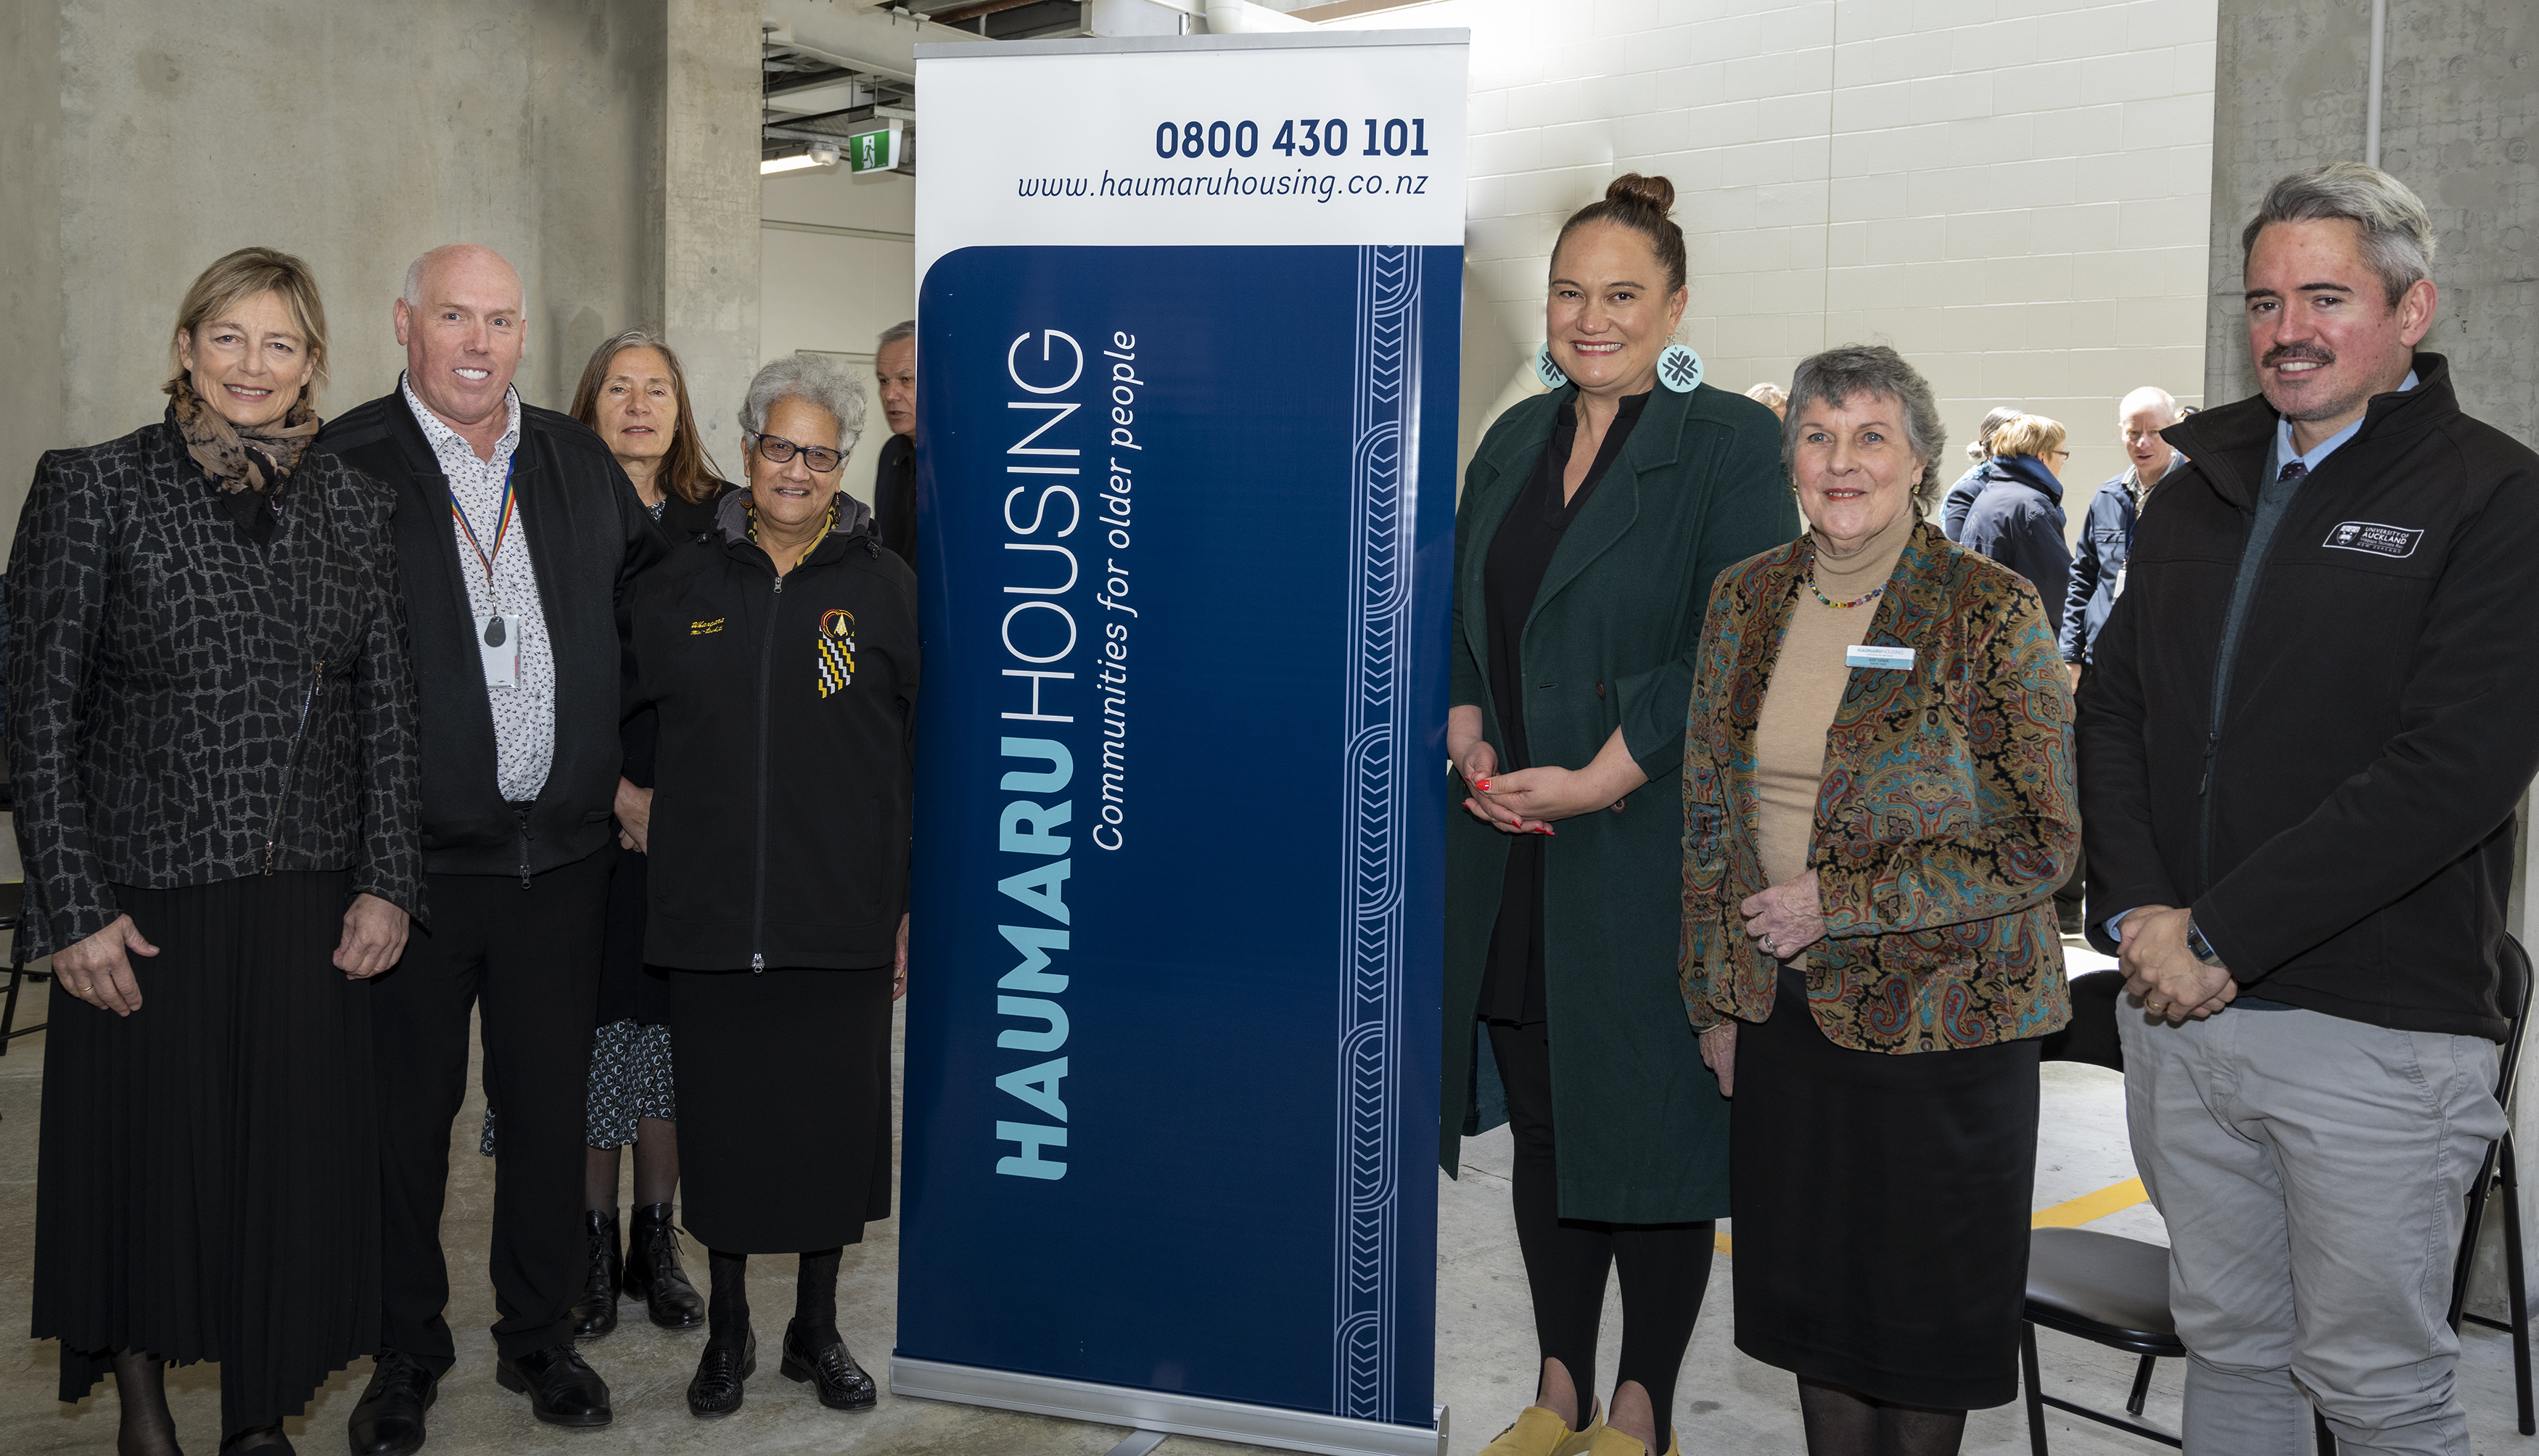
<box><xmin>1477</xmin><ymin>390</ymin><xmax>1651</xmax><ymax>1024</ymax></box>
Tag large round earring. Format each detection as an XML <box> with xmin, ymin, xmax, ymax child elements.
<box><xmin>1534</xmin><ymin>342</ymin><xmax>1569</xmax><ymax>390</ymax></box>
<box><xmin>1657</xmin><ymin>343</ymin><xmax>1704</xmax><ymax>393</ymax></box>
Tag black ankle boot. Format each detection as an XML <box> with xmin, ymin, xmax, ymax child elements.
<box><xmin>622</xmin><ymin>1202</ymin><xmax>705</xmax><ymax>1329</ymax></box>
<box><xmin>112</xmin><ymin>1349</ymin><xmax>181</xmax><ymax>1456</ymax></box>
<box><xmin>569</xmin><ymin>1209</ymin><xmax>622</xmax><ymax>1340</ymax></box>
<box><xmin>686</xmin><ymin>1250</ymin><xmax>754</xmax><ymax>1418</ymax></box>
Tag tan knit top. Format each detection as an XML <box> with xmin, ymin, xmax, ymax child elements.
<box><xmin>1752</xmin><ymin>506</ymin><xmax>1917</xmax><ymax>894</ymax></box>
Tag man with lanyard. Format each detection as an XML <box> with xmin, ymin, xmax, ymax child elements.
<box><xmin>317</xmin><ymin>244</ymin><xmax>666</xmax><ymax>1454</ymax></box>
<box><xmin>2082</xmin><ymin>164</ymin><xmax>2539</xmax><ymax>1453</ymax></box>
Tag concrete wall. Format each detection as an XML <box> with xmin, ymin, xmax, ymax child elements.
<box><xmin>2205</xmin><ymin>0</ymin><xmax>2537</xmax><ymax>445</ymax></box>
<box><xmin>1325</xmin><ymin>0</ymin><xmax>2221</xmax><ymax>525</ymax></box>
<box><xmin>0</xmin><ymin>0</ymin><xmax>699</xmax><ymax>564</ymax></box>
<box><xmin>760</xmin><ymin>165</ymin><xmax>920</xmax><ymax>507</ymax></box>
<box><xmin>0</xmin><ymin>2</ymin><xmax>65</xmax><ymax>517</ymax></box>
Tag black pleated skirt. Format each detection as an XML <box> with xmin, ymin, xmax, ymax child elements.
<box><xmin>667</xmin><ymin>965</ymin><xmax>893</xmax><ymax>1252</ymax></box>
<box><xmin>33</xmin><ymin>872</ymin><xmax>377</xmax><ymax>1436</ymax></box>
<box><xmin>1729</xmin><ymin>971</ymin><xmax>2042</xmax><ymax>1410</ymax></box>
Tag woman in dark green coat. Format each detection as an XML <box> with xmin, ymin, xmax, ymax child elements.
<box><xmin>1447</xmin><ymin>174</ymin><xmax>1798</xmax><ymax>1456</ymax></box>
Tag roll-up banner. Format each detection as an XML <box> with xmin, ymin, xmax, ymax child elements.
<box><xmin>896</xmin><ymin>28</ymin><xmax>1466</xmax><ymax>1456</ymax></box>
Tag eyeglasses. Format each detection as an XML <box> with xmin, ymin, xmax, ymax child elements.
<box><xmin>748</xmin><ymin>432</ymin><xmax>843</xmax><ymax>473</ymax></box>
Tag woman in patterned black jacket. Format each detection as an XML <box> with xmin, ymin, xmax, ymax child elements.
<box><xmin>8</xmin><ymin>247</ymin><xmax>424</xmax><ymax>1456</ymax></box>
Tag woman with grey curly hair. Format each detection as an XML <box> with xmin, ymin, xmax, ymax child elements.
<box><xmin>620</xmin><ymin>350</ymin><xmax>916</xmax><ymax>1421</ymax></box>
<box><xmin>1680</xmin><ymin>343</ymin><xmax>2077</xmax><ymax>1454</ymax></box>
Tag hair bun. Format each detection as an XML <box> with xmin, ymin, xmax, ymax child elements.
<box><xmin>1605</xmin><ymin>173</ymin><xmax>1676</xmax><ymax>215</ymax></box>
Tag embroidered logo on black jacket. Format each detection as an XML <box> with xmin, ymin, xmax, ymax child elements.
<box><xmin>817</xmin><ymin>608</ymin><xmax>856</xmax><ymax>696</ymax></box>
<box><xmin>2322</xmin><ymin>521</ymin><xmax>2424</xmax><ymax>558</ymax></box>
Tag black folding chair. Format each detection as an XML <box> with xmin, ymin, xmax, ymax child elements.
<box><xmin>2020</xmin><ymin>947</ymin><xmax>2535</xmax><ymax>1452</ymax></box>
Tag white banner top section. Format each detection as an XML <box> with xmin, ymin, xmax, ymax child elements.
<box><xmin>915</xmin><ymin>30</ymin><xmax>1470</xmax><ymax>278</ymax></box>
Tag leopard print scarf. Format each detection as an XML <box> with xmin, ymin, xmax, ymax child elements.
<box><xmin>165</xmin><ymin>375</ymin><xmax>321</xmax><ymax>544</ymax></box>
<box><xmin>167</xmin><ymin>374</ymin><xmax>320</xmax><ymax>493</ymax></box>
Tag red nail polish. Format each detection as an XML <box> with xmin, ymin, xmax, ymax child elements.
<box><xmin>1476</xmin><ymin>778</ymin><xmax>1491</xmax><ymax>791</ymax></box>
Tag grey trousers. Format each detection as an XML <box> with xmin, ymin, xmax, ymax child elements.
<box><xmin>2119</xmin><ymin>1002</ymin><xmax>2505</xmax><ymax>1455</ymax></box>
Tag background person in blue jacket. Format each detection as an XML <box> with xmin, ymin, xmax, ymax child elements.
<box><xmin>2059</xmin><ymin>387</ymin><xmax>2186</xmax><ymax>689</ymax></box>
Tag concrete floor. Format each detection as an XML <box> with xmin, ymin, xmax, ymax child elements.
<box><xmin>2</xmin><ymin>944</ymin><xmax>2533</xmax><ymax>1455</ymax></box>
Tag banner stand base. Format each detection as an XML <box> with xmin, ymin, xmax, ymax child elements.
<box><xmin>889</xmin><ymin>1356</ymin><xmax>1447</xmax><ymax>1456</ymax></box>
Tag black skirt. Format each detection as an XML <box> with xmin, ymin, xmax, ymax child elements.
<box><xmin>33</xmin><ymin>872</ymin><xmax>377</xmax><ymax>1436</ymax></box>
<box><xmin>668</xmin><ymin>964</ymin><xmax>894</xmax><ymax>1252</ymax></box>
<box><xmin>1729</xmin><ymin>971</ymin><xmax>2042</xmax><ymax>1410</ymax></box>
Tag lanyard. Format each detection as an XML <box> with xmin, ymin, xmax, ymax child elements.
<box><xmin>449</xmin><ymin>456</ymin><xmax>519</xmax><ymax>584</ymax></box>
<box><xmin>749</xmin><ymin>497</ymin><xmax>836</xmax><ymax>572</ymax></box>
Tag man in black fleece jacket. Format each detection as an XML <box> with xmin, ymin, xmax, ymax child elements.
<box><xmin>2081</xmin><ymin>163</ymin><xmax>2539</xmax><ymax>1452</ymax></box>
<box><xmin>316</xmin><ymin>244</ymin><xmax>664</xmax><ymax>1452</ymax></box>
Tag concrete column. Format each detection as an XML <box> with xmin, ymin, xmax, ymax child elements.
<box><xmin>0</xmin><ymin>1</ymin><xmax>62</xmax><ymax>551</ymax></box>
<box><xmin>663</xmin><ymin>0</ymin><xmax>765</xmax><ymax>473</ymax></box>
<box><xmin>2207</xmin><ymin>0</ymin><xmax>2539</xmax><ymax>1322</ymax></box>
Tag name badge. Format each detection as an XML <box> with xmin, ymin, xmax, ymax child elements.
<box><xmin>1845</xmin><ymin>644</ymin><xmax>1914</xmax><ymax>671</ymax></box>
<box><xmin>477</xmin><ymin>612</ymin><xmax>521</xmax><ymax>688</ymax></box>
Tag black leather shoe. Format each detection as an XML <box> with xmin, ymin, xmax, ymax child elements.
<box><xmin>218</xmin><ymin>1427</ymin><xmax>294</xmax><ymax>1455</ymax></box>
<box><xmin>686</xmin><ymin>1331</ymin><xmax>757</xmax><ymax>1418</ymax></box>
<box><xmin>779</xmin><ymin>1321</ymin><xmax>877</xmax><ymax>1412</ymax></box>
<box><xmin>347</xmin><ymin>1351</ymin><xmax>438</xmax><ymax>1456</ymax></box>
<box><xmin>569</xmin><ymin>1209</ymin><xmax>622</xmax><ymax>1341</ymax></box>
<box><xmin>494</xmin><ymin>1346</ymin><xmax>612</xmax><ymax>1428</ymax></box>
<box><xmin>622</xmin><ymin>1204</ymin><xmax>704</xmax><ymax>1330</ymax></box>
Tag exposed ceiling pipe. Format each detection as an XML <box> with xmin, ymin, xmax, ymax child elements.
<box><xmin>771</xmin><ymin>37</ymin><xmax>917</xmax><ymax>86</ymax></box>
<box><xmin>2366</xmin><ymin>0</ymin><xmax>2387</xmax><ymax>168</ymax></box>
<box><xmin>929</xmin><ymin>0</ymin><xmax>1055</xmax><ymax>24</ymax></box>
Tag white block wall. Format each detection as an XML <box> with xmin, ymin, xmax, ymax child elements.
<box><xmin>1327</xmin><ymin>0</ymin><xmax>2218</xmax><ymax>520</ymax></box>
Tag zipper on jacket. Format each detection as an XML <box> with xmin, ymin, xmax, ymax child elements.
<box><xmin>263</xmin><ymin>659</ymin><xmax>324</xmax><ymax>874</ymax></box>
<box><xmin>517</xmin><ymin>810</ymin><xmax>533</xmax><ymax>890</ymax></box>
<box><xmin>750</xmin><ymin>572</ymin><xmax>784</xmax><ymax>969</ymax></box>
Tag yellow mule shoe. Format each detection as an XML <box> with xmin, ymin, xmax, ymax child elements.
<box><xmin>1571</xmin><ymin>1424</ymin><xmax>1676</xmax><ymax>1456</ymax></box>
<box><xmin>1478</xmin><ymin>1404</ymin><xmax>1579</xmax><ymax>1456</ymax></box>
<box><xmin>1550</xmin><ymin>1401</ymin><xmax>1609</xmax><ymax>1456</ymax></box>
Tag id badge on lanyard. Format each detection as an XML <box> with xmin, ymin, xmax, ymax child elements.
<box><xmin>453</xmin><ymin>459</ymin><xmax>522</xmax><ymax>688</ymax></box>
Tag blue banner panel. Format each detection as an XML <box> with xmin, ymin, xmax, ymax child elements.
<box><xmin>900</xmin><ymin>239</ymin><xmax>1456</xmax><ymax>1428</ymax></box>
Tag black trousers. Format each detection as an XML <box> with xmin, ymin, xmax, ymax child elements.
<box><xmin>372</xmin><ymin>852</ymin><xmax>610</xmax><ymax>1370</ymax></box>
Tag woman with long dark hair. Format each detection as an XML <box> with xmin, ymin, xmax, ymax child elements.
<box><xmin>551</xmin><ymin>330</ymin><xmax>735</xmax><ymax>1339</ymax></box>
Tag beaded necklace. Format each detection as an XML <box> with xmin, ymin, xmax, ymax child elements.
<box><xmin>1803</xmin><ymin>549</ymin><xmax>1885</xmax><ymax>609</ymax></box>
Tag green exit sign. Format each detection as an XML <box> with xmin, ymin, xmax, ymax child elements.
<box><xmin>848</xmin><ymin>119</ymin><xmax>905</xmax><ymax>173</ymax></box>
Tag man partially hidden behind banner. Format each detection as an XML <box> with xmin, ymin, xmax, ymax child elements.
<box><xmin>871</xmin><ymin>319</ymin><xmax>918</xmax><ymax>569</ymax></box>
<box><xmin>2082</xmin><ymin>163</ymin><xmax>2539</xmax><ymax>1455</ymax></box>
<box><xmin>318</xmin><ymin>244</ymin><xmax>666</xmax><ymax>1452</ymax></box>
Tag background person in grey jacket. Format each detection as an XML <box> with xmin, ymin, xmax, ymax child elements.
<box><xmin>2082</xmin><ymin>163</ymin><xmax>2539</xmax><ymax>1456</ymax></box>
<box><xmin>2059</xmin><ymin>387</ymin><xmax>2185</xmax><ymax>689</ymax></box>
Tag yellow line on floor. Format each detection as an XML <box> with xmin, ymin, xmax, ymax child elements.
<box><xmin>2030</xmin><ymin>1177</ymin><xmax>2148</xmax><ymax>1228</ymax></box>
<box><xmin>1711</xmin><ymin>1176</ymin><xmax>2148</xmax><ymax>1256</ymax></box>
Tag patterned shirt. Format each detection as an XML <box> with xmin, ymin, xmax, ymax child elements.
<box><xmin>401</xmin><ymin>374</ymin><xmax>556</xmax><ymax>802</ymax></box>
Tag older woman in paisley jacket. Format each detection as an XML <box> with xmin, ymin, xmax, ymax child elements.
<box><xmin>10</xmin><ymin>247</ymin><xmax>421</xmax><ymax>1456</ymax></box>
<box><xmin>1679</xmin><ymin>345</ymin><xmax>2075</xmax><ymax>1456</ymax></box>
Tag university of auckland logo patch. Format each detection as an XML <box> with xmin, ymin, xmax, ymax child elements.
<box><xmin>2321</xmin><ymin>521</ymin><xmax>2425</xmax><ymax>559</ymax></box>
<box><xmin>815</xmin><ymin>608</ymin><xmax>856</xmax><ymax>697</ymax></box>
